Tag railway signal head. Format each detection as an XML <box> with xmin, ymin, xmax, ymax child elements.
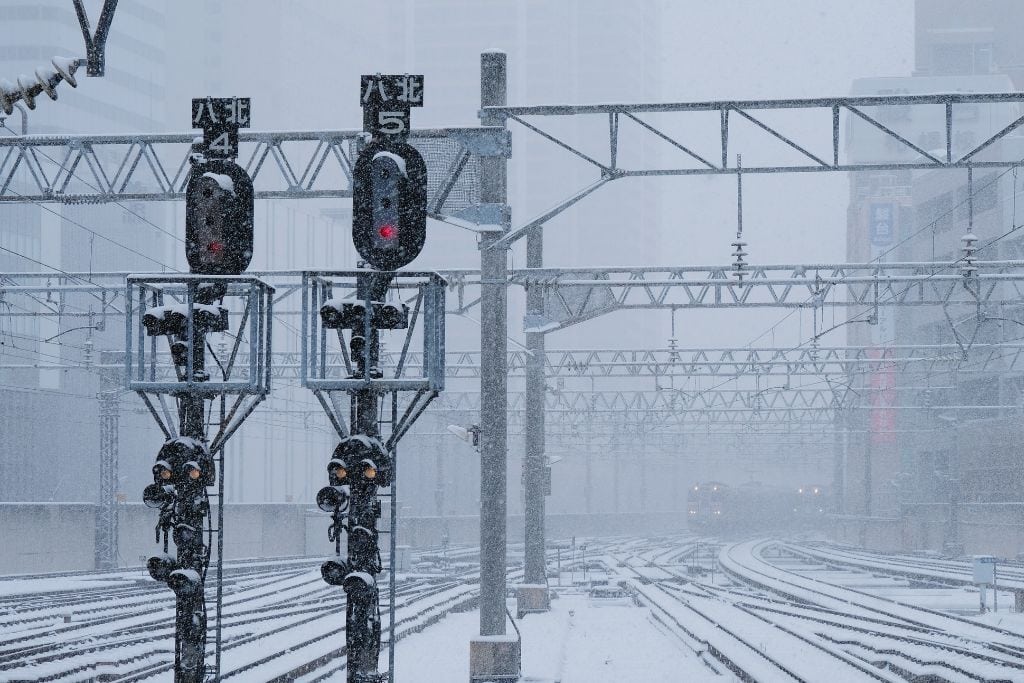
<box><xmin>167</xmin><ymin>568</ymin><xmax>202</xmax><ymax>598</ymax></box>
<box><xmin>321</xmin><ymin>559</ymin><xmax>349</xmax><ymax>586</ymax></box>
<box><xmin>147</xmin><ymin>554</ymin><xmax>176</xmax><ymax>582</ymax></box>
<box><xmin>333</xmin><ymin>435</ymin><xmax>393</xmax><ymax>487</ymax></box>
<box><xmin>352</xmin><ymin>142</ymin><xmax>427</xmax><ymax>270</ymax></box>
<box><xmin>316</xmin><ymin>484</ymin><xmax>350</xmax><ymax>513</ymax></box>
<box><xmin>143</xmin><ymin>456</ymin><xmax>177</xmax><ymax>508</ymax></box>
<box><xmin>320</xmin><ymin>300</ymin><xmax>409</xmax><ymax>330</ymax></box>
<box><xmin>328</xmin><ymin>457</ymin><xmax>348</xmax><ymax>486</ymax></box>
<box><xmin>185</xmin><ymin>159</ymin><xmax>254</xmax><ymax>275</ymax></box>
<box><xmin>342</xmin><ymin>570</ymin><xmax>376</xmax><ymax>600</ymax></box>
<box><xmin>150</xmin><ymin>438</ymin><xmax>216</xmax><ymax>490</ymax></box>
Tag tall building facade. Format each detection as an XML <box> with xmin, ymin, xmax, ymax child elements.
<box><xmin>841</xmin><ymin>0</ymin><xmax>1024</xmax><ymax>555</ymax></box>
<box><xmin>0</xmin><ymin>0</ymin><xmax>175</xmax><ymax>502</ymax></box>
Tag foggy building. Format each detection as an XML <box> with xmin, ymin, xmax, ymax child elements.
<box><xmin>0</xmin><ymin>0</ymin><xmax>174</xmax><ymax>502</ymax></box>
<box><xmin>840</xmin><ymin>0</ymin><xmax>1024</xmax><ymax>554</ymax></box>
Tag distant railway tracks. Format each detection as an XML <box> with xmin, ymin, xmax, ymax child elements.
<box><xmin>0</xmin><ymin>554</ymin><xmax>477</xmax><ymax>682</ymax></box>
<box><xmin>719</xmin><ymin>538</ymin><xmax>1024</xmax><ymax>681</ymax></box>
<box><xmin>6</xmin><ymin>538</ymin><xmax>1024</xmax><ymax>681</ymax></box>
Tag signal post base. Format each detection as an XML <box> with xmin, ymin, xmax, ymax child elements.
<box><xmin>515</xmin><ymin>584</ymin><xmax>550</xmax><ymax>618</ymax></box>
<box><xmin>469</xmin><ymin>635</ymin><xmax>521</xmax><ymax>683</ymax></box>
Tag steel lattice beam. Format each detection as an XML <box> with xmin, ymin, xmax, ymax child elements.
<box><xmin>428</xmin><ymin>389</ymin><xmax>1016</xmax><ymax>426</ymax></box>
<box><xmin>498</xmin><ymin>262</ymin><xmax>1024</xmax><ymax>329</ymax></box>
<box><xmin>484</xmin><ymin>92</ymin><xmax>1024</xmax><ymax>179</ymax></box>
<box><xmin>387</xmin><ymin>343</ymin><xmax>1024</xmax><ymax>379</ymax></box>
<box><xmin>6</xmin><ymin>261</ymin><xmax>1024</xmax><ymax>323</ymax></box>
<box><xmin>0</xmin><ymin>127</ymin><xmax>508</xmax><ymax>219</ymax></box>
<box><xmin>12</xmin><ymin>342</ymin><xmax>1024</xmax><ymax>380</ymax></box>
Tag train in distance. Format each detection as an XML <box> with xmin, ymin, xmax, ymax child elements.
<box><xmin>687</xmin><ymin>481</ymin><xmax>833</xmax><ymax>533</ymax></box>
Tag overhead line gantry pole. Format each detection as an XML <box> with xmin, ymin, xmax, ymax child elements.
<box><xmin>471</xmin><ymin>49</ymin><xmax>519</xmax><ymax>681</ymax></box>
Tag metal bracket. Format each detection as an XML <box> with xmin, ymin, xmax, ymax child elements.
<box><xmin>72</xmin><ymin>0</ymin><xmax>118</xmax><ymax>77</ymax></box>
<box><xmin>448</xmin><ymin>127</ymin><xmax>511</xmax><ymax>158</ymax></box>
<box><xmin>125</xmin><ymin>275</ymin><xmax>274</xmax><ymax>395</ymax></box>
<box><xmin>450</xmin><ymin>203</ymin><xmax>510</xmax><ymax>228</ymax></box>
<box><xmin>301</xmin><ymin>271</ymin><xmax>446</xmax><ymax>392</ymax></box>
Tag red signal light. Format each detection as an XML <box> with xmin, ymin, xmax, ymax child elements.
<box><xmin>378</xmin><ymin>225</ymin><xmax>396</xmax><ymax>240</ymax></box>
<box><xmin>208</xmin><ymin>241</ymin><xmax>224</xmax><ymax>254</ymax></box>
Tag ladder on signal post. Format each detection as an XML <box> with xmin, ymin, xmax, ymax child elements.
<box><xmin>376</xmin><ymin>393</ymin><xmax>400</xmax><ymax>683</ymax></box>
<box><xmin>203</xmin><ymin>436</ymin><xmax>227</xmax><ymax>681</ymax></box>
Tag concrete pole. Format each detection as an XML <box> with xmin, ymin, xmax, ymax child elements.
<box><xmin>639</xmin><ymin>427</ymin><xmax>648</xmax><ymax>513</ymax></box>
<box><xmin>95</xmin><ymin>360</ymin><xmax>120</xmax><ymax>570</ymax></box>
<box><xmin>833</xmin><ymin>413</ymin><xmax>845</xmax><ymax>515</ymax></box>
<box><xmin>523</xmin><ymin>221</ymin><xmax>547</xmax><ymax>585</ymax></box>
<box><xmin>478</xmin><ymin>50</ymin><xmax>510</xmax><ymax>637</ymax></box>
<box><xmin>435</xmin><ymin>442</ymin><xmax>445</xmax><ymax>517</ymax></box>
<box><xmin>584</xmin><ymin>405</ymin><xmax>593</xmax><ymax>513</ymax></box>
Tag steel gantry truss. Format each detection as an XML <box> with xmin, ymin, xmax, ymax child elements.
<box><xmin>0</xmin><ymin>127</ymin><xmax>508</xmax><ymax>224</ymax></box>
<box><xmin>428</xmin><ymin>343</ymin><xmax>1024</xmax><ymax>379</ymax></box>
<box><xmin>7</xmin><ymin>258</ymin><xmax>1024</xmax><ymax>319</ymax></box>
<box><xmin>499</xmin><ymin>262</ymin><xmax>1024</xmax><ymax>329</ymax></box>
<box><xmin>486</xmin><ymin>92</ymin><xmax>1024</xmax><ymax>180</ymax></box>
<box><xmin>26</xmin><ymin>342</ymin><xmax>1023</xmax><ymax>382</ymax></box>
<box><xmin>430</xmin><ymin>388</ymin><xmax>1018</xmax><ymax>425</ymax></box>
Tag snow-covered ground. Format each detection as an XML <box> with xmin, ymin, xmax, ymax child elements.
<box><xmin>393</xmin><ymin>591</ymin><xmax>706</xmax><ymax>682</ymax></box>
<box><xmin>7</xmin><ymin>536</ymin><xmax>1024</xmax><ymax>681</ymax></box>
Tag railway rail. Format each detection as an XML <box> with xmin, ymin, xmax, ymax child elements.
<box><xmin>720</xmin><ymin>538</ymin><xmax>1024</xmax><ymax>682</ymax></box>
<box><xmin>7</xmin><ymin>537</ymin><xmax>1024</xmax><ymax>681</ymax></box>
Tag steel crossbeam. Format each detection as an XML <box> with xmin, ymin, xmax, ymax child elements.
<box><xmin>6</xmin><ymin>260</ymin><xmax>1024</xmax><ymax>321</ymax></box>
<box><xmin>438</xmin><ymin>388</ymin><xmax>849</xmax><ymax>415</ymax></box>
<box><xmin>25</xmin><ymin>341</ymin><xmax>1024</xmax><ymax>381</ymax></box>
<box><xmin>430</xmin><ymin>389</ymin><xmax>1017</xmax><ymax>426</ymax></box>
<box><xmin>483</xmin><ymin>93</ymin><xmax>1024</xmax><ymax>179</ymax></box>
<box><xmin>382</xmin><ymin>343</ymin><xmax>1024</xmax><ymax>379</ymax></box>
<box><xmin>501</xmin><ymin>262</ymin><xmax>1024</xmax><ymax>329</ymax></box>
<box><xmin>0</xmin><ymin>127</ymin><xmax>508</xmax><ymax>219</ymax></box>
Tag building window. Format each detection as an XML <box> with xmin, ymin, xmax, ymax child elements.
<box><xmin>932</xmin><ymin>42</ymin><xmax>994</xmax><ymax>75</ymax></box>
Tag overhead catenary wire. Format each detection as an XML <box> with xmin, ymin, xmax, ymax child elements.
<box><xmin>0</xmin><ymin>185</ymin><xmax>180</xmax><ymax>271</ymax></box>
<box><xmin>691</xmin><ymin>159</ymin><xmax>1024</xmax><ymax>403</ymax></box>
<box><xmin>1</xmin><ymin>121</ymin><xmax>185</xmax><ymax>245</ymax></box>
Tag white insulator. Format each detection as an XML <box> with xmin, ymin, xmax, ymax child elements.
<box><xmin>0</xmin><ymin>79</ymin><xmax>14</xmax><ymax>115</ymax></box>
<box><xmin>961</xmin><ymin>232</ymin><xmax>979</xmax><ymax>260</ymax></box>
<box><xmin>35</xmin><ymin>67</ymin><xmax>59</xmax><ymax>100</ymax></box>
<box><xmin>51</xmin><ymin>56</ymin><xmax>79</xmax><ymax>88</ymax></box>
<box><xmin>16</xmin><ymin>75</ymin><xmax>36</xmax><ymax>109</ymax></box>
<box><xmin>732</xmin><ymin>240</ymin><xmax>748</xmax><ymax>282</ymax></box>
<box><xmin>0</xmin><ymin>57</ymin><xmax>79</xmax><ymax>116</ymax></box>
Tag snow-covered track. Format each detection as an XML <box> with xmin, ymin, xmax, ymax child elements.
<box><xmin>721</xmin><ymin>538</ymin><xmax>1024</xmax><ymax>681</ymax></box>
<box><xmin>787</xmin><ymin>542</ymin><xmax>1024</xmax><ymax>591</ymax></box>
<box><xmin>2</xmin><ymin>572</ymin><xmax>465</xmax><ymax>682</ymax></box>
<box><xmin>637</xmin><ymin>578</ymin><xmax>897</xmax><ymax>682</ymax></box>
<box><xmin>610</xmin><ymin>546</ymin><xmax>900</xmax><ymax>682</ymax></box>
